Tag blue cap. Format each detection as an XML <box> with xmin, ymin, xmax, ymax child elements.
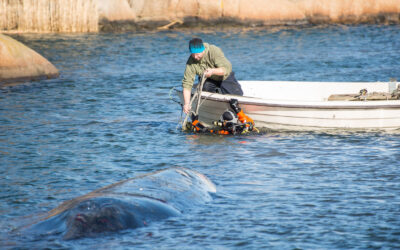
<box><xmin>189</xmin><ymin>38</ymin><xmax>205</xmax><ymax>54</ymax></box>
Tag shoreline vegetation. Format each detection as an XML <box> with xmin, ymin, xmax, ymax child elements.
<box><xmin>0</xmin><ymin>0</ymin><xmax>399</xmax><ymax>33</ymax></box>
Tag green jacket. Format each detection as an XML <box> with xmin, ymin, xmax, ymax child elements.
<box><xmin>182</xmin><ymin>43</ymin><xmax>232</xmax><ymax>90</ymax></box>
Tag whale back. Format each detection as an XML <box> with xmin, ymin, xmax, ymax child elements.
<box><xmin>103</xmin><ymin>167</ymin><xmax>217</xmax><ymax>211</ymax></box>
<box><xmin>44</xmin><ymin>167</ymin><xmax>216</xmax><ymax>219</ymax></box>
<box><xmin>25</xmin><ymin>167</ymin><xmax>216</xmax><ymax>239</ymax></box>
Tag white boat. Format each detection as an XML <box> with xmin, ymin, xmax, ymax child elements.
<box><xmin>177</xmin><ymin>80</ymin><xmax>400</xmax><ymax>131</ymax></box>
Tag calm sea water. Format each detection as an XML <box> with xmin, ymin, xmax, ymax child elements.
<box><xmin>1</xmin><ymin>25</ymin><xmax>400</xmax><ymax>249</ymax></box>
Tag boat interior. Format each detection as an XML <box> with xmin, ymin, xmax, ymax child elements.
<box><xmin>239</xmin><ymin>81</ymin><xmax>399</xmax><ymax>102</ymax></box>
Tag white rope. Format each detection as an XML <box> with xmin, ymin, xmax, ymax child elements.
<box><xmin>182</xmin><ymin>73</ymin><xmax>206</xmax><ymax>131</ymax></box>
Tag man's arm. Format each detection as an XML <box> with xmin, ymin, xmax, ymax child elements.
<box><xmin>210</xmin><ymin>45</ymin><xmax>232</xmax><ymax>79</ymax></box>
<box><xmin>204</xmin><ymin>68</ymin><xmax>225</xmax><ymax>78</ymax></box>
<box><xmin>183</xmin><ymin>88</ymin><xmax>192</xmax><ymax>114</ymax></box>
<box><xmin>182</xmin><ymin>62</ymin><xmax>196</xmax><ymax>114</ymax></box>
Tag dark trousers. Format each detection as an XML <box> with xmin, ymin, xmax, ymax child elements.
<box><xmin>202</xmin><ymin>72</ymin><xmax>243</xmax><ymax>96</ymax></box>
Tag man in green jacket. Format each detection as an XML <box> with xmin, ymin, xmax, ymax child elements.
<box><xmin>182</xmin><ymin>38</ymin><xmax>243</xmax><ymax>114</ymax></box>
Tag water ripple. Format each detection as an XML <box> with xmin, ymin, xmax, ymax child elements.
<box><xmin>1</xmin><ymin>26</ymin><xmax>400</xmax><ymax>249</ymax></box>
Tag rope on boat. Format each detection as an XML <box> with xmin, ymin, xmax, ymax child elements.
<box><xmin>194</xmin><ymin>73</ymin><xmax>207</xmax><ymax>115</ymax></box>
<box><xmin>169</xmin><ymin>86</ymin><xmax>182</xmax><ymax>105</ymax></box>
<box><xmin>169</xmin><ymin>87</ymin><xmax>186</xmax><ymax>130</ymax></box>
<box><xmin>182</xmin><ymin>73</ymin><xmax>207</xmax><ymax>131</ymax></box>
<box><xmin>169</xmin><ymin>76</ymin><xmax>226</xmax><ymax>132</ymax></box>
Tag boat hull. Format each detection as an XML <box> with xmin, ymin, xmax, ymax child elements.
<box><xmin>176</xmin><ymin>81</ymin><xmax>400</xmax><ymax>131</ymax></box>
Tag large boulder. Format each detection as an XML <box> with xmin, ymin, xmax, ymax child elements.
<box><xmin>0</xmin><ymin>34</ymin><xmax>59</xmax><ymax>85</ymax></box>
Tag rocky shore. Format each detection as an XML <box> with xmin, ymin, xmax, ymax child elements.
<box><xmin>0</xmin><ymin>0</ymin><xmax>399</xmax><ymax>33</ymax></box>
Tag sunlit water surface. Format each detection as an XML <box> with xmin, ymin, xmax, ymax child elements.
<box><xmin>1</xmin><ymin>25</ymin><xmax>400</xmax><ymax>249</ymax></box>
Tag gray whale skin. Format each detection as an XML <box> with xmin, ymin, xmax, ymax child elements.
<box><xmin>26</xmin><ymin>167</ymin><xmax>216</xmax><ymax>240</ymax></box>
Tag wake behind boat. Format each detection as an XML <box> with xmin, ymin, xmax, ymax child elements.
<box><xmin>176</xmin><ymin>80</ymin><xmax>400</xmax><ymax>131</ymax></box>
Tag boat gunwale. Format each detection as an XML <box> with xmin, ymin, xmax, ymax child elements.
<box><xmin>199</xmin><ymin>92</ymin><xmax>400</xmax><ymax>110</ymax></box>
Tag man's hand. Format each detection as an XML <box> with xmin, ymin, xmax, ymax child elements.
<box><xmin>183</xmin><ymin>103</ymin><xmax>191</xmax><ymax>114</ymax></box>
<box><xmin>204</xmin><ymin>68</ymin><xmax>214</xmax><ymax>78</ymax></box>
<box><xmin>204</xmin><ymin>67</ymin><xmax>225</xmax><ymax>78</ymax></box>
